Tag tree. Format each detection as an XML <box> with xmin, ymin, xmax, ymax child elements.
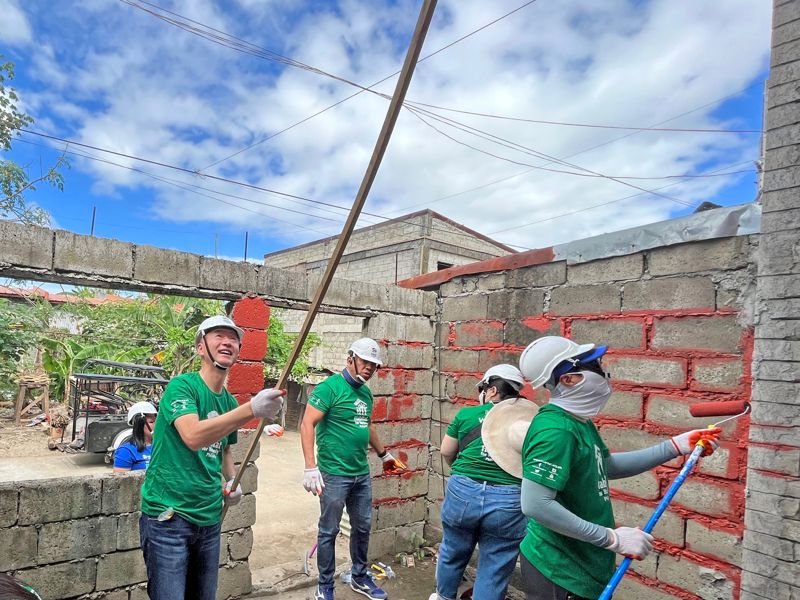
<box><xmin>0</xmin><ymin>56</ymin><xmax>66</xmax><ymax>226</ymax></box>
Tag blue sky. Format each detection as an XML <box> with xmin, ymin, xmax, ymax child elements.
<box><xmin>1</xmin><ymin>0</ymin><xmax>772</xmax><ymax>260</ymax></box>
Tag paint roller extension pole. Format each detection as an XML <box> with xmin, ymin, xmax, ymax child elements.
<box><xmin>222</xmin><ymin>0</ymin><xmax>439</xmax><ymax>521</ymax></box>
<box><xmin>598</xmin><ymin>400</ymin><xmax>749</xmax><ymax>599</ymax></box>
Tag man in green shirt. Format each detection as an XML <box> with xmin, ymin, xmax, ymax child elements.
<box><xmin>139</xmin><ymin>315</ymin><xmax>286</xmax><ymax>600</ymax></box>
<box><xmin>517</xmin><ymin>336</ymin><xmax>721</xmax><ymax>600</ymax></box>
<box><xmin>300</xmin><ymin>338</ymin><xmax>405</xmax><ymax>600</ymax></box>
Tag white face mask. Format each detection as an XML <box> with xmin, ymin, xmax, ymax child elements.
<box><xmin>549</xmin><ymin>371</ymin><xmax>612</xmax><ymax>419</ymax></box>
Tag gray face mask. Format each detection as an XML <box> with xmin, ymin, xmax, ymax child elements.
<box><xmin>549</xmin><ymin>371</ymin><xmax>612</xmax><ymax>419</ymax></box>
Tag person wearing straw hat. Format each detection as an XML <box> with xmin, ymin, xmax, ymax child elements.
<box><xmin>139</xmin><ymin>315</ymin><xmax>286</xmax><ymax>600</ymax></box>
<box><xmin>428</xmin><ymin>364</ymin><xmax>537</xmax><ymax>600</ymax></box>
<box><xmin>515</xmin><ymin>336</ymin><xmax>721</xmax><ymax>600</ymax></box>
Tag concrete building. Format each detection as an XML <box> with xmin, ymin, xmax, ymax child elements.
<box><xmin>263</xmin><ymin>209</ymin><xmax>515</xmax><ymax>285</ymax></box>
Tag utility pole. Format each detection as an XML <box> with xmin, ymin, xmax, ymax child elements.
<box><xmin>90</xmin><ymin>206</ymin><xmax>96</xmax><ymax>236</ymax></box>
<box><xmin>243</xmin><ymin>231</ymin><xmax>249</xmax><ymax>262</ymax></box>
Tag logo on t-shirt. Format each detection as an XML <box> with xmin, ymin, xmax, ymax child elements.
<box><xmin>201</xmin><ymin>411</ymin><xmax>223</xmax><ymax>459</ymax></box>
<box><xmin>353</xmin><ymin>398</ymin><xmax>368</xmax><ymax>428</ymax></box>
<box><xmin>594</xmin><ymin>444</ymin><xmax>610</xmax><ymax>501</ymax></box>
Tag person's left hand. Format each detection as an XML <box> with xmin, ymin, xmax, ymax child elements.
<box><xmin>224</xmin><ymin>479</ymin><xmax>243</xmax><ymax>506</ymax></box>
<box><xmin>265</xmin><ymin>424</ymin><xmax>285</xmax><ymax>437</ymax></box>
<box><xmin>380</xmin><ymin>451</ymin><xmax>406</xmax><ymax>474</ymax></box>
<box><xmin>671</xmin><ymin>427</ymin><xmax>722</xmax><ymax>457</ymax></box>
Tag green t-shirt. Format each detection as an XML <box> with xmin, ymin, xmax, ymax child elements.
<box><xmin>519</xmin><ymin>404</ymin><xmax>615</xmax><ymax>599</ymax></box>
<box><xmin>141</xmin><ymin>372</ymin><xmax>239</xmax><ymax>526</ymax></box>
<box><xmin>447</xmin><ymin>403</ymin><xmax>520</xmax><ymax>486</ymax></box>
<box><xmin>307</xmin><ymin>373</ymin><xmax>373</xmax><ymax>477</ymax></box>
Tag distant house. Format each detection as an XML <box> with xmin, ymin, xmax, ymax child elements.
<box><xmin>264</xmin><ymin>209</ymin><xmax>515</xmax><ymax>284</ymax></box>
<box><xmin>264</xmin><ymin>210</ymin><xmax>514</xmax><ymax>373</ymax></box>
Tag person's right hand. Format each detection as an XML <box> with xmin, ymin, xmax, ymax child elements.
<box><xmin>250</xmin><ymin>388</ymin><xmax>286</xmax><ymax>420</ymax></box>
<box><xmin>265</xmin><ymin>424</ymin><xmax>284</xmax><ymax>437</ymax></box>
<box><xmin>303</xmin><ymin>467</ymin><xmax>325</xmax><ymax>496</ymax></box>
<box><xmin>604</xmin><ymin>527</ymin><xmax>654</xmax><ymax>560</ymax></box>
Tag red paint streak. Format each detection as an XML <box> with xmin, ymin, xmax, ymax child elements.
<box><xmin>371</xmin><ymin>397</ymin><xmax>388</xmax><ymax>422</ymax></box>
<box><xmin>388</xmin><ymin>395</ymin><xmax>418</xmax><ymax>420</ymax></box>
<box><xmin>521</xmin><ymin>316</ymin><xmax>554</xmax><ymax>332</ymax></box>
<box><xmin>399</xmin><ymin>246</ymin><xmax>556</xmax><ymax>289</ymax></box>
<box><xmin>447</xmin><ymin>323</ymin><xmax>456</xmax><ymax>346</ymax></box>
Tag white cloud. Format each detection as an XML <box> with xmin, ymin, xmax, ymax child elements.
<box><xmin>0</xmin><ymin>0</ymin><xmax>33</xmax><ymax>45</ymax></box>
<box><xmin>13</xmin><ymin>0</ymin><xmax>771</xmax><ymax>250</ymax></box>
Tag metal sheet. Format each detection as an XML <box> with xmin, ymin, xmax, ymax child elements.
<box><xmin>553</xmin><ymin>203</ymin><xmax>761</xmax><ymax>264</ymax></box>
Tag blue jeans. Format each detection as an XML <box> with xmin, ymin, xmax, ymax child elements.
<box><xmin>436</xmin><ymin>474</ymin><xmax>528</xmax><ymax>600</ymax></box>
<box><xmin>317</xmin><ymin>472</ymin><xmax>373</xmax><ymax>587</ymax></box>
<box><xmin>139</xmin><ymin>513</ymin><xmax>221</xmax><ymax>600</ymax></box>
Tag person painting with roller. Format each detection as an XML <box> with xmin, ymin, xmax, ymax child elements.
<box><xmin>514</xmin><ymin>336</ymin><xmax>721</xmax><ymax>600</ymax></box>
<box><xmin>139</xmin><ymin>316</ymin><xmax>286</xmax><ymax>600</ymax></box>
<box><xmin>300</xmin><ymin>337</ymin><xmax>405</xmax><ymax>600</ymax></box>
<box><xmin>429</xmin><ymin>364</ymin><xmax>536</xmax><ymax>600</ymax></box>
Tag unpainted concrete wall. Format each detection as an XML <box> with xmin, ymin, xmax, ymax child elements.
<box><xmin>424</xmin><ymin>235</ymin><xmax>757</xmax><ymax>599</ymax></box>
<box><xmin>740</xmin><ymin>2</ymin><xmax>800</xmax><ymax>599</ymax></box>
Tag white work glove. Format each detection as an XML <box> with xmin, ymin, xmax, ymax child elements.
<box><xmin>224</xmin><ymin>479</ymin><xmax>243</xmax><ymax>506</ymax></box>
<box><xmin>303</xmin><ymin>467</ymin><xmax>325</xmax><ymax>496</ymax></box>
<box><xmin>250</xmin><ymin>388</ymin><xmax>286</xmax><ymax>420</ymax></box>
<box><xmin>604</xmin><ymin>527</ymin><xmax>654</xmax><ymax>560</ymax></box>
<box><xmin>265</xmin><ymin>424</ymin><xmax>285</xmax><ymax>437</ymax></box>
<box><xmin>670</xmin><ymin>427</ymin><xmax>722</xmax><ymax>457</ymax></box>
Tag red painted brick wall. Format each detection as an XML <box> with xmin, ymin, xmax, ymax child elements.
<box><xmin>229</xmin><ymin>297</ymin><xmax>270</xmax><ymax>429</ymax></box>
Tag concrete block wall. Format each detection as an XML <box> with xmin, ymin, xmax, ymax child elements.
<box><xmin>740</xmin><ymin>2</ymin><xmax>800</xmax><ymax>599</ymax></box>
<box><xmin>0</xmin><ymin>434</ymin><xmax>260</xmax><ymax>600</ymax></box>
<box><xmin>424</xmin><ymin>236</ymin><xmax>757</xmax><ymax>599</ymax></box>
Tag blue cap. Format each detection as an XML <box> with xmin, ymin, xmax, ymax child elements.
<box><xmin>551</xmin><ymin>345</ymin><xmax>609</xmax><ymax>382</ymax></box>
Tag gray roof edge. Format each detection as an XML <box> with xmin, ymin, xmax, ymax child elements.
<box><xmin>552</xmin><ymin>202</ymin><xmax>761</xmax><ymax>265</ymax></box>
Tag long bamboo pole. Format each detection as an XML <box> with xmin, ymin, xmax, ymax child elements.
<box><xmin>224</xmin><ymin>0</ymin><xmax>438</xmax><ymax>520</ymax></box>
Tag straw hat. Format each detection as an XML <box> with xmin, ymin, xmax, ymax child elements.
<box><xmin>483</xmin><ymin>397</ymin><xmax>539</xmax><ymax>479</ymax></box>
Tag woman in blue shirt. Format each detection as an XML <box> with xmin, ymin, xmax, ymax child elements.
<box><xmin>113</xmin><ymin>401</ymin><xmax>157</xmax><ymax>472</ymax></box>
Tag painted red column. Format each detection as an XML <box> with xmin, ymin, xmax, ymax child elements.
<box><xmin>228</xmin><ymin>296</ymin><xmax>270</xmax><ymax>429</ymax></box>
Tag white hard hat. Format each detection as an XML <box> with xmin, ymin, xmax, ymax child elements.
<box><xmin>348</xmin><ymin>337</ymin><xmax>383</xmax><ymax>366</ymax></box>
<box><xmin>127</xmin><ymin>401</ymin><xmax>157</xmax><ymax>425</ymax></box>
<box><xmin>477</xmin><ymin>364</ymin><xmax>525</xmax><ymax>392</ymax></box>
<box><xmin>195</xmin><ymin>315</ymin><xmax>244</xmax><ymax>345</ymax></box>
<box><xmin>519</xmin><ymin>336</ymin><xmax>598</xmax><ymax>389</ymax></box>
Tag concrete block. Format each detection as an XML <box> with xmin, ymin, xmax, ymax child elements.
<box><xmin>368</xmin><ymin>527</ymin><xmax>397</xmax><ymax>558</ymax></box>
<box><xmin>623</xmin><ymin>277</ymin><xmax>715</xmax><ymax>311</ymax></box>
<box><xmin>54</xmin><ymin>230</ymin><xmax>134</xmax><ymax>278</ymax></box>
<box><xmin>0</xmin><ymin>526</ymin><xmax>37</xmax><ymax>570</ymax></box>
<box><xmin>96</xmin><ymin>548</ymin><xmax>148</xmax><ymax>590</ymax></box>
<box><xmin>14</xmin><ymin>559</ymin><xmax>96</xmax><ymax>599</ymax></box>
<box><xmin>228</xmin><ymin>528</ymin><xmax>253</xmax><ymax>561</ymax></box>
<box><xmin>475</xmin><ymin>272</ymin><xmax>509</xmax><ymax>291</ymax></box>
<box><xmin>624</xmin><ymin>548</ymin><xmax>657</xmax><ymax>579</ymax></box>
<box><xmin>603</xmin><ymin>390</ymin><xmax>643</xmax><ymax>421</ymax></box>
<box><xmin>0</xmin><ymin>221</ymin><xmax>53</xmax><ymax>269</ymax></box>
<box><xmin>745</xmin><ymin>469</ymin><xmax>800</xmax><ymax>501</ymax></box>
<box><xmin>256</xmin><ymin>265</ymin><xmax>308</xmax><ymax>301</ymax></box>
<box><xmin>199</xmin><ymin>257</ymin><xmax>258</xmax><ymax>293</ymax></box>
<box><xmin>754</xmin><ymin>338</ymin><xmax>800</xmax><ymax>362</ymax></box>
<box><xmin>765</xmin><ymin>122</ymin><xmax>800</xmax><ymax>151</ymax></box>
<box><xmin>371</xmin><ymin>475</ymin><xmax>401</xmax><ymax>502</ymax></box>
<box><xmin>230</xmin><ymin>430</ymin><xmax>261</xmax><ymax>464</ymax></box>
<box><xmin>438</xmin><ymin>349</ymin><xmax>480</xmax><ymax>373</ymax></box>
<box><xmin>102</xmin><ymin>472</ymin><xmax>144</xmax><ymax>514</ymax></box>
<box><xmin>549</xmin><ymin>284</ymin><xmax>621</xmax><ymax>315</ymax></box>
<box><xmin>745</xmin><ymin>489</ymin><xmax>799</xmax><ymax>520</ymax></box>
<box><xmin>363</xmin><ymin>313</ymin><xmax>435</xmax><ymax>343</ymax></box>
<box><xmin>117</xmin><ymin>511</ymin><xmax>141</xmax><ymax>550</ymax></box>
<box><xmin>751</xmin><ymin>358</ymin><xmax>799</xmax><ymax>382</ymax></box>
<box><xmin>504</xmin><ymin>316</ymin><xmax>560</xmax><ymax>347</ymax></box>
<box><xmin>567</xmin><ymin>254</ymin><xmax>643</xmax><ymax>284</ymax></box>
<box><xmin>399</xmin><ymin>471</ymin><xmax>429</xmax><ymax>498</ymax></box>
<box><xmin>741</xmin><ymin>571</ymin><xmax>798</xmax><ymax>600</ymax></box>
<box><xmin>767</xmin><ymin>78</ymin><xmax>800</xmax><ymax>109</ymax></box>
<box><xmin>748</xmin><ymin>445</ymin><xmax>800</xmax><ymax>477</ymax></box>
<box><xmin>384</xmin><ymin>343</ymin><xmax>434</xmax><ymax>369</ymax></box>
<box><xmin>651</xmin><ymin>315</ymin><xmax>742</xmax><ymax>353</ymax></box>
<box><xmin>686</xmin><ymin>520</ymin><xmax>742</xmax><ymax>565</ymax></box>
<box><xmin>221</xmin><ymin>494</ymin><xmax>256</xmax><ymax>532</ymax></box>
<box><xmin>0</xmin><ymin>484</ymin><xmax>17</xmax><ymax>527</ymax></box>
<box><xmin>748</xmin><ymin>424</ymin><xmax>800</xmax><ymax>447</ymax></box>
<box><xmin>238</xmin><ymin>465</ymin><xmax>259</xmax><ymax>495</ymax></box>
<box><xmin>216</xmin><ymin>561</ymin><xmax>252</xmax><ymax>599</ymax></box>
<box><xmin>743</xmin><ymin>530</ymin><xmax>795</xmax><ymax>563</ymax></box>
<box><xmin>696</xmin><ymin>443</ymin><xmax>737</xmax><ymax>479</ymax></box>
<box><xmin>757</xmin><ymin>273</ymin><xmax>800</xmax><ymax>300</ymax></box>
<box><xmin>506</xmin><ymin>261</ymin><xmax>566</xmax><ymax>288</ymax></box>
<box><xmin>134</xmin><ymin>245</ymin><xmax>201</xmax><ymax>287</ymax></box>
<box><xmin>386</xmin><ymin>285</ymin><xmax>437</xmax><ymax>317</ymax></box>
<box><xmin>763</xmin><ymin>164</ymin><xmax>800</xmax><ymax>191</ymax></box>
<box><xmin>603</xmin><ymin>355</ymin><xmax>686</xmax><ymax>388</ymax></box>
<box><xmin>611</xmin><ymin>498</ymin><xmax>684</xmax><ymax>545</ymax></box>
<box><xmin>648</xmin><ymin>237</ymin><xmax>749</xmax><ymax>276</ymax></box>
<box><xmin>691</xmin><ymin>358</ymin><xmax>744</xmax><ymax>391</ymax></box>
<box><xmin>442</xmin><ymin>294</ymin><xmax>488</xmax><ymax>322</ymax></box>
<box><xmin>371</xmin><ymin>420</ymin><xmax>429</xmax><ymax>447</ymax></box>
<box><xmin>39</xmin><ymin>516</ymin><xmax>117</xmax><ymax>563</ymax></box>
<box><xmin>374</xmin><ymin>497</ymin><xmax>427</xmax><ymax>529</ymax></box>
<box><xmin>741</xmin><ymin>547</ymin><xmax>797</xmax><ymax>587</ymax></box>
<box><xmin>395</xmin><ymin>521</ymin><xmax>427</xmax><ymax>552</ymax></box>
<box><xmin>477</xmin><ymin>349</ymin><xmax>522</xmax><ymax>372</ymax></box>
<box><xmin>370</xmin><ymin>369</ymin><xmax>432</xmax><ymax>396</ymax></box>
<box><xmin>491</xmin><ymin>288</ymin><xmax>546</xmax><ymax>320</ymax></box>
<box><xmin>600</xmin><ymin>426</ymin><xmax>671</xmax><ymax>453</ymax></box>
<box><xmin>745</xmin><ymin>505</ymin><xmax>800</xmax><ymax>541</ymax></box>
<box><xmin>609</xmin><ymin>470</ymin><xmax>660</xmax><ymax>500</ymax></box>
<box><xmin>773</xmin><ymin>1</ymin><xmax>800</xmax><ymax>28</ymax></box>
<box><xmin>314</xmin><ymin>276</ymin><xmax>388</xmax><ymax>311</ymax></box>
<box><xmin>614</xmin><ymin>576</ymin><xmax>677</xmax><ymax>600</ymax></box>
<box><xmin>757</xmin><ymin>231</ymin><xmax>800</xmax><ymax>276</ymax></box>
<box><xmin>18</xmin><ymin>476</ymin><xmax>102</xmax><ymax>524</ymax></box>
<box><xmin>570</xmin><ymin>318</ymin><xmax>645</xmax><ymax>349</ymax></box>
<box><xmin>645</xmin><ymin>396</ymin><xmax>738</xmax><ymax>436</ymax></box>
<box><xmin>671</xmin><ymin>478</ymin><xmax>734</xmax><ymax>518</ymax></box>
<box><xmin>751</xmin><ymin>401</ymin><xmax>800</xmax><ymax>427</ymax></box>
<box><xmin>656</xmin><ymin>553</ymin><xmax>734</xmax><ymax>600</ymax></box>
<box><xmin>453</xmin><ymin>320</ymin><xmax>504</xmax><ymax>348</ymax></box>
<box><xmin>768</xmin><ymin>56</ymin><xmax>800</xmax><ymax>89</ymax></box>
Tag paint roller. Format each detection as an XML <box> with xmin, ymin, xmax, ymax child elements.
<box><xmin>599</xmin><ymin>399</ymin><xmax>750</xmax><ymax>599</ymax></box>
